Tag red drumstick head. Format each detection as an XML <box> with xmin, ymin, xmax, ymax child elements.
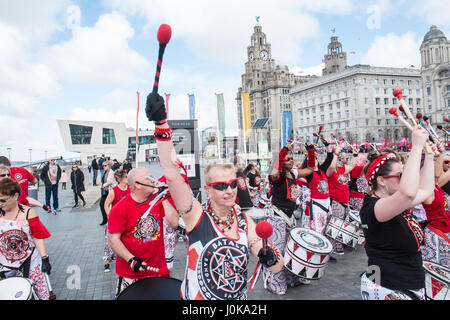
<box><xmin>332</xmin><ymin>133</ymin><xmax>336</xmax><ymax>138</ymax></box>
<box><xmin>444</xmin><ymin>117</ymin><xmax>449</xmax><ymax>123</ymax></box>
<box><xmin>393</xmin><ymin>88</ymin><xmax>403</xmax><ymax>100</ymax></box>
<box><xmin>388</xmin><ymin>107</ymin><xmax>399</xmax><ymax>117</ymax></box>
<box><xmin>416</xmin><ymin>113</ymin><xmax>422</xmax><ymax>119</ymax></box>
<box><xmin>157</xmin><ymin>24</ymin><xmax>172</xmax><ymax>44</ymax></box>
<box><xmin>437</xmin><ymin>125</ymin><xmax>443</xmax><ymax>130</ymax></box>
<box><xmin>255</xmin><ymin>221</ymin><xmax>273</xmax><ymax>239</ymax></box>
<box><xmin>287</xmin><ymin>138</ymin><xmax>292</xmax><ymax>143</ymax></box>
<box><xmin>318</xmin><ymin>125</ymin><xmax>323</xmax><ymax>134</ymax></box>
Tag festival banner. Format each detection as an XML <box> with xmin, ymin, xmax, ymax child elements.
<box><xmin>165</xmin><ymin>93</ymin><xmax>171</xmax><ymax>117</ymax></box>
<box><xmin>282</xmin><ymin>111</ymin><xmax>293</xmax><ymax>147</ymax></box>
<box><xmin>381</xmin><ymin>139</ymin><xmax>386</xmax><ymax>148</ymax></box>
<box><xmin>242</xmin><ymin>92</ymin><xmax>251</xmax><ymax>139</ymax></box>
<box><xmin>188</xmin><ymin>93</ymin><xmax>196</xmax><ymax>120</ymax></box>
<box><xmin>386</xmin><ymin>139</ymin><xmax>390</xmax><ymax>147</ymax></box>
<box><xmin>216</xmin><ymin>93</ymin><xmax>226</xmax><ymax>141</ymax></box>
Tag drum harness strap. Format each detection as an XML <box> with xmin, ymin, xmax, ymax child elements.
<box><xmin>309</xmin><ymin>199</ymin><xmax>330</xmax><ymax>221</ymax></box>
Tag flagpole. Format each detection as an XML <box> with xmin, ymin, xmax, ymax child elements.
<box><xmin>216</xmin><ymin>93</ymin><xmax>222</xmax><ymax>160</ymax></box>
<box><xmin>240</xmin><ymin>93</ymin><xmax>248</xmax><ymax>166</ymax></box>
<box><xmin>136</xmin><ymin>91</ymin><xmax>140</xmax><ymax>168</ymax></box>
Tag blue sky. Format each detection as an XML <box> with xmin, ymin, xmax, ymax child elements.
<box><xmin>0</xmin><ymin>0</ymin><xmax>449</xmax><ymax>161</ymax></box>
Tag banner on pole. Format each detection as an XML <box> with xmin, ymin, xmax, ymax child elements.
<box><xmin>165</xmin><ymin>93</ymin><xmax>171</xmax><ymax>117</ymax></box>
<box><xmin>188</xmin><ymin>94</ymin><xmax>196</xmax><ymax>120</ymax></box>
<box><xmin>242</xmin><ymin>92</ymin><xmax>251</xmax><ymax>139</ymax></box>
<box><xmin>216</xmin><ymin>93</ymin><xmax>226</xmax><ymax>141</ymax></box>
<box><xmin>282</xmin><ymin>111</ymin><xmax>292</xmax><ymax>147</ymax></box>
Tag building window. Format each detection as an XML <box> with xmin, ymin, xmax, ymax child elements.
<box><xmin>321</xmin><ymin>115</ymin><xmax>325</xmax><ymax>122</ymax></box>
<box><xmin>376</xmin><ymin>108</ymin><xmax>380</xmax><ymax>115</ymax></box>
<box><xmin>344</xmin><ymin>100</ymin><xmax>349</xmax><ymax>107</ymax></box>
<box><xmin>384</xmin><ymin>98</ymin><xmax>389</xmax><ymax>105</ymax></box>
<box><xmin>386</xmin><ymin>119</ymin><xmax>390</xmax><ymax>125</ymax></box>
<box><xmin>69</xmin><ymin>124</ymin><xmax>93</xmax><ymax>145</ymax></box>
<box><xmin>416</xmin><ymin>98</ymin><xmax>421</xmax><ymax>106</ymax></box>
<box><xmin>375</xmin><ymin>98</ymin><xmax>380</xmax><ymax>104</ymax></box>
<box><xmin>102</xmin><ymin>128</ymin><xmax>117</xmax><ymax>144</ymax></box>
<box><xmin>366</xmin><ymin>119</ymin><xmax>369</xmax><ymax>126</ymax></box>
<box><xmin>427</xmin><ymin>87</ymin><xmax>431</xmax><ymax>95</ymax></box>
<box><xmin>329</xmin><ymin>113</ymin><xmax>333</xmax><ymax>120</ymax></box>
<box><xmin>377</xmin><ymin>119</ymin><xmax>382</xmax><ymax>125</ymax></box>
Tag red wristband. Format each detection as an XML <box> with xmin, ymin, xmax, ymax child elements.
<box><xmin>277</xmin><ymin>148</ymin><xmax>288</xmax><ymax>171</ymax></box>
<box><xmin>154</xmin><ymin>126</ymin><xmax>172</xmax><ymax>141</ymax></box>
<box><xmin>307</xmin><ymin>149</ymin><xmax>316</xmax><ymax>168</ymax></box>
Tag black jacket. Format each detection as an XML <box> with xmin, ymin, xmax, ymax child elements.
<box><xmin>71</xmin><ymin>170</ymin><xmax>85</xmax><ymax>193</ymax></box>
<box><xmin>40</xmin><ymin>163</ymin><xmax>62</xmax><ymax>187</ymax></box>
<box><xmin>123</xmin><ymin>162</ymin><xmax>132</xmax><ymax>172</ymax></box>
<box><xmin>91</xmin><ymin>159</ymin><xmax>99</xmax><ymax>170</ymax></box>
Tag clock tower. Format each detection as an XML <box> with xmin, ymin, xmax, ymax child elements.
<box><xmin>236</xmin><ymin>20</ymin><xmax>316</xmax><ymax>159</ymax></box>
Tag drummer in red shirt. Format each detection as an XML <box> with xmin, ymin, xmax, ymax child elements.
<box><xmin>108</xmin><ymin>167</ymin><xmax>179</xmax><ymax>296</ymax></box>
<box><xmin>327</xmin><ymin>147</ymin><xmax>358</xmax><ymax>255</ymax></box>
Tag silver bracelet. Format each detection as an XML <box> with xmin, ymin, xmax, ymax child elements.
<box><xmin>177</xmin><ymin>196</ymin><xmax>195</xmax><ymax>216</ymax></box>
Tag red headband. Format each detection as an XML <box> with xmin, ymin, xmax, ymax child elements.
<box><xmin>365</xmin><ymin>154</ymin><xmax>396</xmax><ymax>186</ymax></box>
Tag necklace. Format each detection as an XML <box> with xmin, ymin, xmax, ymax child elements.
<box><xmin>207</xmin><ymin>201</ymin><xmax>235</xmax><ymax>231</ymax></box>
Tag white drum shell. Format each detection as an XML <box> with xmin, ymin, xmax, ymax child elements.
<box><xmin>0</xmin><ymin>277</ymin><xmax>34</xmax><ymax>300</ymax></box>
<box><xmin>284</xmin><ymin>228</ymin><xmax>332</xmax><ymax>280</ymax></box>
<box><xmin>325</xmin><ymin>216</ymin><xmax>360</xmax><ymax>248</ymax></box>
<box><xmin>423</xmin><ymin>261</ymin><xmax>450</xmax><ymax>300</ymax></box>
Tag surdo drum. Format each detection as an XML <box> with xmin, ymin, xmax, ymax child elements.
<box><xmin>325</xmin><ymin>216</ymin><xmax>360</xmax><ymax>248</ymax></box>
<box><xmin>245</xmin><ymin>207</ymin><xmax>266</xmax><ymax>224</ymax></box>
<box><xmin>346</xmin><ymin>209</ymin><xmax>365</xmax><ymax>246</ymax></box>
<box><xmin>258</xmin><ymin>195</ymin><xmax>270</xmax><ymax>208</ymax></box>
<box><xmin>0</xmin><ymin>277</ymin><xmax>37</xmax><ymax>300</ymax></box>
<box><xmin>284</xmin><ymin>228</ymin><xmax>333</xmax><ymax>280</ymax></box>
<box><xmin>423</xmin><ymin>261</ymin><xmax>450</xmax><ymax>300</ymax></box>
<box><xmin>116</xmin><ymin>277</ymin><xmax>182</xmax><ymax>300</ymax></box>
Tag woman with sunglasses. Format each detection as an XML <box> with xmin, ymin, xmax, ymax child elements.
<box><xmin>244</xmin><ymin>163</ymin><xmax>261</xmax><ymax>207</ymax></box>
<box><xmin>103</xmin><ymin>169</ymin><xmax>130</xmax><ymax>273</ymax></box>
<box><xmin>360</xmin><ymin>125</ymin><xmax>435</xmax><ymax>300</ymax></box>
<box><xmin>99</xmin><ymin>161</ymin><xmax>115</xmax><ymax>226</ymax></box>
<box><xmin>0</xmin><ymin>178</ymin><xmax>52</xmax><ymax>299</ymax></box>
<box><xmin>70</xmin><ymin>165</ymin><xmax>86</xmax><ymax>208</ymax></box>
<box><xmin>262</xmin><ymin>143</ymin><xmax>315</xmax><ymax>295</ymax></box>
<box><xmin>147</xmin><ymin>93</ymin><xmax>283</xmax><ymax>300</ymax></box>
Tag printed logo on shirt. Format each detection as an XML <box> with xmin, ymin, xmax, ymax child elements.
<box><xmin>403</xmin><ymin>212</ymin><xmax>425</xmax><ymax>250</ymax></box>
<box><xmin>14</xmin><ymin>173</ymin><xmax>23</xmax><ymax>182</ymax></box>
<box><xmin>237</xmin><ymin>177</ymin><xmax>247</xmax><ymax>190</ymax></box>
<box><xmin>337</xmin><ymin>174</ymin><xmax>348</xmax><ymax>185</ymax></box>
<box><xmin>289</xmin><ymin>184</ymin><xmax>300</xmax><ymax>202</ymax></box>
<box><xmin>197</xmin><ymin>238</ymin><xmax>248</xmax><ymax>300</ymax></box>
<box><xmin>317</xmin><ymin>179</ymin><xmax>329</xmax><ymax>193</ymax></box>
<box><xmin>133</xmin><ymin>214</ymin><xmax>161</xmax><ymax>242</ymax></box>
<box><xmin>0</xmin><ymin>229</ymin><xmax>30</xmax><ymax>262</ymax></box>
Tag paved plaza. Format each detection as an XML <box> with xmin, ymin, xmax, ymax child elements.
<box><xmin>37</xmin><ymin>163</ymin><xmax>367</xmax><ymax>300</ymax></box>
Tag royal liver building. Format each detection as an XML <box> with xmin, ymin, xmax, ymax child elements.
<box><xmin>237</xmin><ymin>23</ymin><xmax>449</xmax><ymax>155</ymax></box>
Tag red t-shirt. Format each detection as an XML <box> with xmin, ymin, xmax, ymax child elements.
<box><xmin>307</xmin><ymin>170</ymin><xmax>329</xmax><ymax>200</ymax></box>
<box><xmin>108</xmin><ymin>194</ymin><xmax>170</xmax><ymax>279</ymax></box>
<box><xmin>422</xmin><ymin>186</ymin><xmax>450</xmax><ymax>234</ymax></box>
<box><xmin>350</xmin><ymin>166</ymin><xmax>365</xmax><ymax>199</ymax></box>
<box><xmin>328</xmin><ymin>166</ymin><xmax>350</xmax><ymax>204</ymax></box>
<box><xmin>10</xmin><ymin>167</ymin><xmax>35</xmax><ymax>206</ymax></box>
<box><xmin>111</xmin><ymin>186</ymin><xmax>131</xmax><ymax>207</ymax></box>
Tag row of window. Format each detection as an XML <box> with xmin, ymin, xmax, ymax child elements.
<box><xmin>69</xmin><ymin>125</ymin><xmax>117</xmax><ymax>145</ymax></box>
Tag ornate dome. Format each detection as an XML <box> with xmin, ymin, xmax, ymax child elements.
<box><xmin>423</xmin><ymin>25</ymin><xmax>447</xmax><ymax>42</ymax></box>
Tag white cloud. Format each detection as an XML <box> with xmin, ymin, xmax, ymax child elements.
<box><xmin>103</xmin><ymin>0</ymin><xmax>354</xmax><ymax>66</ymax></box>
<box><xmin>291</xmin><ymin>63</ymin><xmax>325</xmax><ymax>77</ymax></box>
<box><xmin>41</xmin><ymin>12</ymin><xmax>150</xmax><ymax>85</ymax></box>
<box><xmin>405</xmin><ymin>0</ymin><xmax>450</xmax><ymax>28</ymax></box>
<box><xmin>361</xmin><ymin>31</ymin><xmax>421</xmax><ymax>68</ymax></box>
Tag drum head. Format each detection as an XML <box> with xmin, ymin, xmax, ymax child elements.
<box><xmin>116</xmin><ymin>277</ymin><xmax>182</xmax><ymax>300</ymax></box>
<box><xmin>0</xmin><ymin>277</ymin><xmax>32</xmax><ymax>300</ymax></box>
<box><xmin>289</xmin><ymin>228</ymin><xmax>333</xmax><ymax>254</ymax></box>
<box><xmin>423</xmin><ymin>261</ymin><xmax>450</xmax><ymax>283</ymax></box>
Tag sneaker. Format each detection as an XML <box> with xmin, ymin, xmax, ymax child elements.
<box><xmin>329</xmin><ymin>256</ymin><xmax>337</xmax><ymax>262</ymax></box>
<box><xmin>333</xmin><ymin>250</ymin><xmax>345</xmax><ymax>256</ymax></box>
<box><xmin>52</xmin><ymin>210</ymin><xmax>57</xmax><ymax>215</ymax></box>
<box><xmin>55</xmin><ymin>209</ymin><xmax>61</xmax><ymax>212</ymax></box>
<box><xmin>104</xmin><ymin>264</ymin><xmax>111</xmax><ymax>273</ymax></box>
<box><xmin>72</xmin><ymin>204</ymin><xmax>79</xmax><ymax>208</ymax></box>
<box><xmin>299</xmin><ymin>278</ymin><xmax>311</xmax><ymax>285</ymax></box>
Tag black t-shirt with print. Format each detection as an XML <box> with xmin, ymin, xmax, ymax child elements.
<box><xmin>247</xmin><ymin>172</ymin><xmax>260</xmax><ymax>188</ymax></box>
<box><xmin>236</xmin><ymin>171</ymin><xmax>254</xmax><ymax>209</ymax></box>
<box><xmin>269</xmin><ymin>172</ymin><xmax>298</xmax><ymax>217</ymax></box>
<box><xmin>360</xmin><ymin>195</ymin><xmax>425</xmax><ymax>291</ymax></box>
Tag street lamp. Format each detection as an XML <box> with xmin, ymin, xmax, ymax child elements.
<box><xmin>28</xmin><ymin>149</ymin><xmax>32</xmax><ymax>165</ymax></box>
<box><xmin>6</xmin><ymin>148</ymin><xmax>11</xmax><ymax>161</ymax></box>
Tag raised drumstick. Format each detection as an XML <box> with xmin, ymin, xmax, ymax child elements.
<box><xmin>437</xmin><ymin>125</ymin><xmax>450</xmax><ymax>136</ymax></box>
<box><xmin>422</xmin><ymin>116</ymin><xmax>440</xmax><ymax>140</ymax></box>
<box><xmin>389</xmin><ymin>107</ymin><xmax>413</xmax><ymax>130</ymax></box>
<box><xmin>392</xmin><ymin>89</ymin><xmax>434</xmax><ymax>155</ymax></box>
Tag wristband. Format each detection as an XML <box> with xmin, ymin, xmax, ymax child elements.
<box><xmin>154</xmin><ymin>126</ymin><xmax>172</xmax><ymax>141</ymax></box>
<box><xmin>156</xmin><ymin>119</ymin><xmax>167</xmax><ymax>125</ymax></box>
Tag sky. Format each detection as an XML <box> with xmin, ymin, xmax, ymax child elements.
<box><xmin>0</xmin><ymin>0</ymin><xmax>449</xmax><ymax>161</ymax></box>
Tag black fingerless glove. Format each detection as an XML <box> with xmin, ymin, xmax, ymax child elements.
<box><xmin>128</xmin><ymin>257</ymin><xmax>147</xmax><ymax>272</ymax></box>
<box><xmin>42</xmin><ymin>204</ymin><xmax>52</xmax><ymax>213</ymax></box>
<box><xmin>305</xmin><ymin>143</ymin><xmax>315</xmax><ymax>151</ymax></box>
<box><xmin>41</xmin><ymin>256</ymin><xmax>52</xmax><ymax>274</ymax></box>
<box><xmin>257</xmin><ymin>247</ymin><xmax>278</xmax><ymax>268</ymax></box>
<box><xmin>321</xmin><ymin>137</ymin><xmax>330</xmax><ymax>147</ymax></box>
<box><xmin>145</xmin><ymin>92</ymin><xmax>167</xmax><ymax>124</ymax></box>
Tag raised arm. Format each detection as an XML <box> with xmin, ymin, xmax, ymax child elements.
<box><xmin>146</xmin><ymin>92</ymin><xmax>202</xmax><ymax>231</ymax></box>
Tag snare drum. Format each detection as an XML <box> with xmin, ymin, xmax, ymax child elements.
<box><xmin>325</xmin><ymin>216</ymin><xmax>360</xmax><ymax>248</ymax></box>
<box><xmin>258</xmin><ymin>195</ymin><xmax>269</xmax><ymax>208</ymax></box>
<box><xmin>116</xmin><ymin>277</ymin><xmax>182</xmax><ymax>300</ymax></box>
<box><xmin>423</xmin><ymin>261</ymin><xmax>450</xmax><ymax>300</ymax></box>
<box><xmin>284</xmin><ymin>228</ymin><xmax>333</xmax><ymax>280</ymax></box>
<box><xmin>0</xmin><ymin>277</ymin><xmax>36</xmax><ymax>300</ymax></box>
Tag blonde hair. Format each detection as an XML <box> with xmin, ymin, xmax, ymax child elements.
<box><xmin>204</xmin><ymin>161</ymin><xmax>235</xmax><ymax>184</ymax></box>
<box><xmin>0</xmin><ymin>165</ymin><xmax>10</xmax><ymax>174</ymax></box>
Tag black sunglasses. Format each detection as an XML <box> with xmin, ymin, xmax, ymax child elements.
<box><xmin>207</xmin><ymin>179</ymin><xmax>238</xmax><ymax>191</ymax></box>
<box><xmin>135</xmin><ymin>181</ymin><xmax>155</xmax><ymax>188</ymax></box>
<box><xmin>444</xmin><ymin>160</ymin><xmax>450</xmax><ymax>164</ymax></box>
<box><xmin>0</xmin><ymin>174</ymin><xmax>10</xmax><ymax>178</ymax></box>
